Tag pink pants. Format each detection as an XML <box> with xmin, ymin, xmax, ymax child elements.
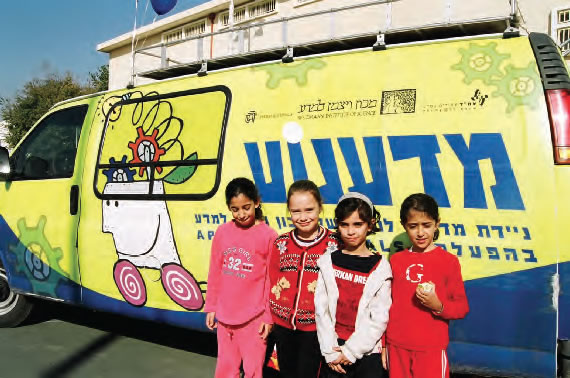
<box><xmin>215</xmin><ymin>316</ymin><xmax>267</xmax><ymax>378</ymax></box>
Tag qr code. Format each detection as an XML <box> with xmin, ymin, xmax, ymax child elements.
<box><xmin>380</xmin><ymin>89</ymin><xmax>416</xmax><ymax>114</ymax></box>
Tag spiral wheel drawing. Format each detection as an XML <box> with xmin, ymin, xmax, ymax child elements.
<box><xmin>113</xmin><ymin>260</ymin><xmax>147</xmax><ymax>307</ymax></box>
<box><xmin>161</xmin><ymin>263</ymin><xmax>204</xmax><ymax>310</ymax></box>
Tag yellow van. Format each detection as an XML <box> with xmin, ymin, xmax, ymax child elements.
<box><xmin>0</xmin><ymin>30</ymin><xmax>568</xmax><ymax>377</ymax></box>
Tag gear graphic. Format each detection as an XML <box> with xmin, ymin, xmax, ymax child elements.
<box><xmin>102</xmin><ymin>155</ymin><xmax>137</xmax><ymax>183</ymax></box>
<box><xmin>128</xmin><ymin>127</ymin><xmax>166</xmax><ymax>178</ymax></box>
<box><xmin>8</xmin><ymin>216</ymin><xmax>67</xmax><ymax>297</ymax></box>
<box><xmin>451</xmin><ymin>42</ymin><xmax>510</xmax><ymax>85</ymax></box>
<box><xmin>490</xmin><ymin>62</ymin><xmax>541</xmax><ymax>113</ymax></box>
<box><xmin>253</xmin><ymin>59</ymin><xmax>326</xmax><ymax>89</ymax></box>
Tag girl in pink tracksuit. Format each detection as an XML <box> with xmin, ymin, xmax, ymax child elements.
<box><xmin>205</xmin><ymin>177</ymin><xmax>277</xmax><ymax>378</ymax></box>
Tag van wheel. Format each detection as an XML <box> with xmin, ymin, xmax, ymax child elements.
<box><xmin>0</xmin><ymin>267</ymin><xmax>32</xmax><ymax>327</ymax></box>
<box><xmin>560</xmin><ymin>340</ymin><xmax>570</xmax><ymax>378</ymax></box>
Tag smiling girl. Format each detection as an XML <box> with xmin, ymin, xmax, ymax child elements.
<box><xmin>385</xmin><ymin>193</ymin><xmax>469</xmax><ymax>378</ymax></box>
<box><xmin>204</xmin><ymin>177</ymin><xmax>277</xmax><ymax>378</ymax></box>
<box><xmin>268</xmin><ymin>180</ymin><xmax>339</xmax><ymax>378</ymax></box>
<box><xmin>315</xmin><ymin>192</ymin><xmax>391</xmax><ymax>378</ymax></box>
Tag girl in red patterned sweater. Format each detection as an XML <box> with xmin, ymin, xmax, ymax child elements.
<box><xmin>268</xmin><ymin>180</ymin><xmax>339</xmax><ymax>378</ymax></box>
<box><xmin>385</xmin><ymin>193</ymin><xmax>469</xmax><ymax>378</ymax></box>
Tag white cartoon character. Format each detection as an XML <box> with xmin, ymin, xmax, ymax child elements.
<box><xmin>102</xmin><ymin>180</ymin><xmax>204</xmax><ymax>310</ymax></box>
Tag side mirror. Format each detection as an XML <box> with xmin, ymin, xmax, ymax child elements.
<box><xmin>0</xmin><ymin>147</ymin><xmax>11</xmax><ymax>180</ymax></box>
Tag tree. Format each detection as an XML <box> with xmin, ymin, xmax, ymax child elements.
<box><xmin>0</xmin><ymin>65</ymin><xmax>109</xmax><ymax>148</ymax></box>
<box><xmin>88</xmin><ymin>64</ymin><xmax>109</xmax><ymax>93</ymax></box>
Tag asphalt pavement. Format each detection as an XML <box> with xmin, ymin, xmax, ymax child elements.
<box><xmin>0</xmin><ymin>300</ymin><xmax>499</xmax><ymax>378</ymax></box>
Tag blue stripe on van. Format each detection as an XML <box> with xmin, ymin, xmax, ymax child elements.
<box><xmin>80</xmin><ymin>287</ymin><xmax>209</xmax><ymax>332</ymax></box>
<box><xmin>448</xmin><ymin>263</ymin><xmax>565</xmax><ymax>377</ymax></box>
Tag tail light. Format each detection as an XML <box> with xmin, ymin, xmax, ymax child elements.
<box><xmin>545</xmin><ymin>89</ymin><xmax>570</xmax><ymax>164</ymax></box>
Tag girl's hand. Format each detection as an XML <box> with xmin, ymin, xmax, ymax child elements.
<box><xmin>206</xmin><ymin>312</ymin><xmax>217</xmax><ymax>330</ymax></box>
<box><xmin>258</xmin><ymin>322</ymin><xmax>273</xmax><ymax>340</ymax></box>
<box><xmin>332</xmin><ymin>347</ymin><xmax>353</xmax><ymax>365</ymax></box>
<box><xmin>415</xmin><ymin>281</ymin><xmax>443</xmax><ymax>312</ymax></box>
<box><xmin>381</xmin><ymin>347</ymin><xmax>388</xmax><ymax>370</ymax></box>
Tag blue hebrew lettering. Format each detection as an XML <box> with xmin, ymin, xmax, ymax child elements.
<box><xmin>195</xmin><ymin>214</ymin><xmax>202</xmax><ymax>223</ymax></box>
<box><xmin>435</xmin><ymin>243</ymin><xmax>447</xmax><ymax>251</ymax></box>
<box><xmin>469</xmin><ymin>245</ymin><xmax>482</xmax><ymax>258</ymax></box>
<box><xmin>440</xmin><ymin>223</ymin><xmax>450</xmax><ymax>235</ymax></box>
<box><xmin>491</xmin><ymin>225</ymin><xmax>504</xmax><ymax>238</ymax></box>
<box><xmin>383</xmin><ymin>218</ymin><xmax>394</xmax><ymax>232</ymax></box>
<box><xmin>522</xmin><ymin>227</ymin><xmax>531</xmax><ymax>240</ymax></box>
<box><xmin>212</xmin><ymin>215</ymin><xmax>220</xmax><ymax>224</ymax></box>
<box><xmin>522</xmin><ymin>249</ymin><xmax>538</xmax><ymax>263</ymax></box>
<box><xmin>203</xmin><ymin>214</ymin><xmax>210</xmax><ymax>223</ymax></box>
<box><xmin>287</xmin><ymin>217</ymin><xmax>295</xmax><ymax>228</ymax></box>
<box><xmin>451</xmin><ymin>242</ymin><xmax>463</xmax><ymax>256</ymax></box>
<box><xmin>486</xmin><ymin>246</ymin><xmax>500</xmax><ymax>260</ymax></box>
<box><xmin>208</xmin><ymin>231</ymin><xmax>215</xmax><ymax>240</ymax></box>
<box><xmin>388</xmin><ymin>135</ymin><xmax>450</xmax><ymax>207</ymax></box>
<box><xmin>245</xmin><ymin>142</ymin><xmax>286</xmax><ymax>203</ymax></box>
<box><xmin>264</xmin><ymin>216</ymin><xmax>270</xmax><ymax>225</ymax></box>
<box><xmin>325</xmin><ymin>218</ymin><xmax>337</xmax><ymax>229</ymax></box>
<box><xmin>312</xmin><ymin>139</ymin><xmax>344</xmax><ymax>203</ymax></box>
<box><xmin>445</xmin><ymin>133</ymin><xmax>524</xmax><ymax>210</ymax></box>
<box><xmin>504</xmin><ymin>248</ymin><xmax>518</xmax><ymax>261</ymax></box>
<box><xmin>197</xmin><ymin>230</ymin><xmax>205</xmax><ymax>240</ymax></box>
<box><xmin>452</xmin><ymin>224</ymin><xmax>466</xmax><ymax>236</ymax></box>
<box><xmin>220</xmin><ymin>214</ymin><xmax>227</xmax><ymax>223</ymax></box>
<box><xmin>337</xmin><ymin>137</ymin><xmax>392</xmax><ymax>205</ymax></box>
<box><xmin>477</xmin><ymin>225</ymin><xmax>490</xmax><ymax>238</ymax></box>
<box><xmin>288</xmin><ymin>142</ymin><xmax>308</xmax><ymax>182</ymax></box>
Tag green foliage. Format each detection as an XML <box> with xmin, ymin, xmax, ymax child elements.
<box><xmin>88</xmin><ymin>64</ymin><xmax>109</xmax><ymax>93</ymax></box>
<box><xmin>0</xmin><ymin>65</ymin><xmax>108</xmax><ymax>148</ymax></box>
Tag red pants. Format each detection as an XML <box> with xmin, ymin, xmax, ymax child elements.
<box><xmin>215</xmin><ymin>315</ymin><xmax>267</xmax><ymax>378</ymax></box>
<box><xmin>387</xmin><ymin>344</ymin><xmax>449</xmax><ymax>378</ymax></box>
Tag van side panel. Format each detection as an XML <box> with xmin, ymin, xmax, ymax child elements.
<box><xmin>5</xmin><ymin>33</ymin><xmax>557</xmax><ymax>377</ymax></box>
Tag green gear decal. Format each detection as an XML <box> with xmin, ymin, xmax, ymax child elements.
<box><xmin>8</xmin><ymin>216</ymin><xmax>67</xmax><ymax>297</ymax></box>
<box><xmin>490</xmin><ymin>63</ymin><xmax>541</xmax><ymax>113</ymax></box>
<box><xmin>253</xmin><ymin>60</ymin><xmax>326</xmax><ymax>89</ymax></box>
<box><xmin>451</xmin><ymin>42</ymin><xmax>510</xmax><ymax>85</ymax></box>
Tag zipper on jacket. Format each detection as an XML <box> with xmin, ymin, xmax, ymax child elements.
<box><xmin>290</xmin><ymin>249</ymin><xmax>308</xmax><ymax>330</ymax></box>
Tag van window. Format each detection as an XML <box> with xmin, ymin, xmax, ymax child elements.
<box><xmin>10</xmin><ymin>105</ymin><xmax>88</xmax><ymax>180</ymax></box>
<box><xmin>94</xmin><ymin>86</ymin><xmax>231</xmax><ymax>200</ymax></box>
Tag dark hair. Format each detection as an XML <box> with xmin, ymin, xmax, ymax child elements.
<box><xmin>286</xmin><ymin>180</ymin><xmax>323</xmax><ymax>210</ymax></box>
<box><xmin>335</xmin><ymin>197</ymin><xmax>381</xmax><ymax>235</ymax></box>
<box><xmin>225</xmin><ymin>177</ymin><xmax>263</xmax><ymax>220</ymax></box>
<box><xmin>399</xmin><ymin>193</ymin><xmax>440</xmax><ymax>241</ymax></box>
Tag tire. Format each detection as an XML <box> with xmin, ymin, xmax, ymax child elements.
<box><xmin>0</xmin><ymin>267</ymin><xmax>33</xmax><ymax>327</ymax></box>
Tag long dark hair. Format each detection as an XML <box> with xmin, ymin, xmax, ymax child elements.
<box><xmin>225</xmin><ymin>177</ymin><xmax>263</xmax><ymax>220</ymax></box>
<box><xmin>400</xmin><ymin>193</ymin><xmax>440</xmax><ymax>240</ymax></box>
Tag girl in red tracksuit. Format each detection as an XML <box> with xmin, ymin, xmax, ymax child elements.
<box><xmin>385</xmin><ymin>193</ymin><xmax>469</xmax><ymax>378</ymax></box>
<box><xmin>268</xmin><ymin>180</ymin><xmax>339</xmax><ymax>378</ymax></box>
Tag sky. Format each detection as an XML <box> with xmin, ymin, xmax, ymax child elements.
<box><xmin>0</xmin><ymin>0</ymin><xmax>209</xmax><ymax>104</ymax></box>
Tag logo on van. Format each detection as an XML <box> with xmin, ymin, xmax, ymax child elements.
<box><xmin>380</xmin><ymin>89</ymin><xmax>416</xmax><ymax>114</ymax></box>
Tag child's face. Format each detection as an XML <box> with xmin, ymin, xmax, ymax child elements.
<box><xmin>338</xmin><ymin>210</ymin><xmax>371</xmax><ymax>251</ymax></box>
<box><xmin>229</xmin><ymin>193</ymin><xmax>258</xmax><ymax>228</ymax></box>
<box><xmin>288</xmin><ymin>191</ymin><xmax>321</xmax><ymax>238</ymax></box>
<box><xmin>403</xmin><ymin>209</ymin><xmax>439</xmax><ymax>252</ymax></box>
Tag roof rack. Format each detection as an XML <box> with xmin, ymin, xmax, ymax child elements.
<box><xmin>134</xmin><ymin>0</ymin><xmax>513</xmax><ymax>81</ymax></box>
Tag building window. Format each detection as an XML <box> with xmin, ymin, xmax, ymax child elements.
<box><xmin>162</xmin><ymin>19</ymin><xmax>206</xmax><ymax>43</ymax></box>
<box><xmin>220</xmin><ymin>0</ymin><xmax>277</xmax><ymax>27</ymax></box>
<box><xmin>551</xmin><ymin>6</ymin><xmax>570</xmax><ymax>52</ymax></box>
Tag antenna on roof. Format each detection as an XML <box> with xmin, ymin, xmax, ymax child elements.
<box><xmin>128</xmin><ymin>0</ymin><xmax>139</xmax><ymax>89</ymax></box>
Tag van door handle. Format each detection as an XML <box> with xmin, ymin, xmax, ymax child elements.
<box><xmin>70</xmin><ymin>185</ymin><xmax>79</xmax><ymax>215</ymax></box>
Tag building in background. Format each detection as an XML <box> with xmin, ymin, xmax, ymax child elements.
<box><xmin>0</xmin><ymin>121</ymin><xmax>9</xmax><ymax>151</ymax></box>
<box><xmin>98</xmin><ymin>0</ymin><xmax>570</xmax><ymax>90</ymax></box>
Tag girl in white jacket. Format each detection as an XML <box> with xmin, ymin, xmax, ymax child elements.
<box><xmin>315</xmin><ymin>192</ymin><xmax>392</xmax><ymax>377</ymax></box>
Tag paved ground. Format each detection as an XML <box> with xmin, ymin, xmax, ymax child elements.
<box><xmin>0</xmin><ymin>300</ymin><xmax>500</xmax><ymax>378</ymax></box>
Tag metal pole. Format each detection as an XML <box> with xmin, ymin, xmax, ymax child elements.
<box><xmin>130</xmin><ymin>0</ymin><xmax>138</xmax><ymax>88</ymax></box>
